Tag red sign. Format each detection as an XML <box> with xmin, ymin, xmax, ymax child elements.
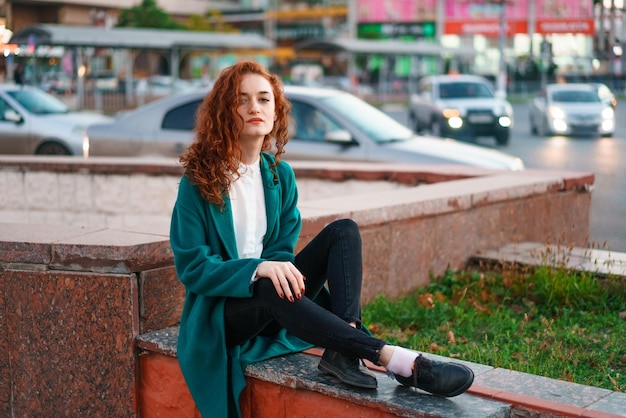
<box><xmin>535</xmin><ymin>19</ymin><xmax>594</xmax><ymax>35</ymax></box>
<box><xmin>443</xmin><ymin>0</ymin><xmax>594</xmax><ymax>36</ymax></box>
<box><xmin>444</xmin><ymin>20</ymin><xmax>527</xmax><ymax>37</ymax></box>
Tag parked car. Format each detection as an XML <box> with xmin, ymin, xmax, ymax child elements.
<box><xmin>529</xmin><ymin>83</ymin><xmax>615</xmax><ymax>137</ymax></box>
<box><xmin>135</xmin><ymin>75</ymin><xmax>195</xmax><ymax>98</ymax></box>
<box><xmin>408</xmin><ymin>74</ymin><xmax>513</xmax><ymax>146</ymax></box>
<box><xmin>39</xmin><ymin>71</ymin><xmax>74</xmax><ymax>94</ymax></box>
<box><xmin>89</xmin><ymin>71</ymin><xmax>119</xmax><ymax>91</ymax></box>
<box><xmin>85</xmin><ymin>85</ymin><xmax>524</xmax><ymax>170</ymax></box>
<box><xmin>0</xmin><ymin>84</ymin><xmax>114</xmax><ymax>156</ymax></box>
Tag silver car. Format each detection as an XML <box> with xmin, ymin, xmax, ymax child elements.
<box><xmin>0</xmin><ymin>84</ymin><xmax>113</xmax><ymax>156</ymax></box>
<box><xmin>86</xmin><ymin>85</ymin><xmax>524</xmax><ymax>170</ymax></box>
<box><xmin>529</xmin><ymin>83</ymin><xmax>615</xmax><ymax>137</ymax></box>
<box><xmin>409</xmin><ymin>74</ymin><xmax>513</xmax><ymax>146</ymax></box>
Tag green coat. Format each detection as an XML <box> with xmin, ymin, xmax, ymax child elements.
<box><xmin>169</xmin><ymin>153</ymin><xmax>314</xmax><ymax>418</ymax></box>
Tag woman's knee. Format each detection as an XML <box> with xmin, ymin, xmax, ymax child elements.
<box><xmin>331</xmin><ymin>218</ymin><xmax>361</xmax><ymax>244</ymax></box>
<box><xmin>254</xmin><ymin>279</ymin><xmax>281</xmax><ymax>300</ymax></box>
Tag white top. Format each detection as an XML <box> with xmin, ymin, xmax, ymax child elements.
<box><xmin>229</xmin><ymin>159</ymin><xmax>267</xmax><ymax>259</ymax></box>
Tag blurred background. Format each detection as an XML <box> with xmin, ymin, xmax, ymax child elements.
<box><xmin>0</xmin><ymin>0</ymin><xmax>622</xmax><ymax>113</ymax></box>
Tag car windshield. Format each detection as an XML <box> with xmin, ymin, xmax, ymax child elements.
<box><xmin>551</xmin><ymin>90</ymin><xmax>600</xmax><ymax>103</ymax></box>
<box><xmin>7</xmin><ymin>89</ymin><xmax>70</xmax><ymax>114</ymax></box>
<box><xmin>319</xmin><ymin>93</ymin><xmax>414</xmax><ymax>143</ymax></box>
<box><xmin>439</xmin><ymin>82</ymin><xmax>493</xmax><ymax>99</ymax></box>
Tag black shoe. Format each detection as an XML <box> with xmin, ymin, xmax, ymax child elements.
<box><xmin>393</xmin><ymin>354</ymin><xmax>474</xmax><ymax>397</ymax></box>
<box><xmin>318</xmin><ymin>349</ymin><xmax>377</xmax><ymax>389</ymax></box>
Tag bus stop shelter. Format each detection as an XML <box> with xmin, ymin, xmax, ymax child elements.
<box><xmin>8</xmin><ymin>23</ymin><xmax>274</xmax><ymax>108</ymax></box>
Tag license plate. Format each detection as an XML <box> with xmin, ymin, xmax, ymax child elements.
<box><xmin>468</xmin><ymin>114</ymin><xmax>493</xmax><ymax>123</ymax></box>
<box><xmin>572</xmin><ymin>119</ymin><xmax>596</xmax><ymax>126</ymax></box>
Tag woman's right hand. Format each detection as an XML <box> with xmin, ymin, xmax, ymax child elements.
<box><xmin>255</xmin><ymin>261</ymin><xmax>305</xmax><ymax>302</ymax></box>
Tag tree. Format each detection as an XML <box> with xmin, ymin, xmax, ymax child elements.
<box><xmin>116</xmin><ymin>0</ymin><xmax>184</xmax><ymax>30</ymax></box>
<box><xmin>185</xmin><ymin>10</ymin><xmax>238</xmax><ymax>33</ymax></box>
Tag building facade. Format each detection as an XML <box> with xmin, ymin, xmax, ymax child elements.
<box><xmin>0</xmin><ymin>1</ymin><xmax>621</xmax><ymax>95</ymax></box>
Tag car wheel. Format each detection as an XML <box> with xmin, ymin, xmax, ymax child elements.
<box><xmin>36</xmin><ymin>142</ymin><xmax>72</xmax><ymax>156</ymax></box>
<box><xmin>537</xmin><ymin>119</ymin><xmax>548</xmax><ymax>136</ymax></box>
<box><xmin>538</xmin><ymin>117</ymin><xmax>550</xmax><ymax>137</ymax></box>
<box><xmin>409</xmin><ymin>112</ymin><xmax>420</xmax><ymax>133</ymax></box>
<box><xmin>495</xmin><ymin>130</ymin><xmax>510</xmax><ymax>146</ymax></box>
<box><xmin>431</xmin><ymin>119</ymin><xmax>442</xmax><ymax>137</ymax></box>
<box><xmin>530</xmin><ymin>117</ymin><xmax>537</xmax><ymax>135</ymax></box>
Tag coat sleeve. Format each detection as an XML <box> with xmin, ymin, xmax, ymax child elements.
<box><xmin>170</xmin><ymin>176</ymin><xmax>259</xmax><ymax>298</ymax></box>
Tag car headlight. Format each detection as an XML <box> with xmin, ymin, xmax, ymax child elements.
<box><xmin>82</xmin><ymin>133</ymin><xmax>90</xmax><ymax>158</ymax></box>
<box><xmin>548</xmin><ymin>106</ymin><xmax>566</xmax><ymax>120</ymax></box>
<box><xmin>602</xmin><ymin>106</ymin><xmax>614</xmax><ymax>119</ymax></box>
<box><xmin>448</xmin><ymin>116</ymin><xmax>463</xmax><ymax>128</ymax></box>
<box><xmin>71</xmin><ymin>126</ymin><xmax>89</xmax><ymax>158</ymax></box>
<box><xmin>498</xmin><ymin>116</ymin><xmax>512</xmax><ymax>127</ymax></box>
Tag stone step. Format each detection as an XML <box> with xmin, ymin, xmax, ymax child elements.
<box><xmin>470</xmin><ymin>242</ymin><xmax>626</xmax><ymax>278</ymax></box>
<box><xmin>136</xmin><ymin>326</ymin><xmax>626</xmax><ymax>418</ymax></box>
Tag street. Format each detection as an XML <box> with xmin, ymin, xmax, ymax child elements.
<box><xmin>388</xmin><ymin>100</ymin><xmax>626</xmax><ymax>252</ymax></box>
<box><xmin>507</xmin><ymin>101</ymin><xmax>626</xmax><ymax>252</ymax></box>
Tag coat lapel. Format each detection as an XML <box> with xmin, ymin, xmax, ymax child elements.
<box><xmin>209</xmin><ymin>196</ymin><xmax>238</xmax><ymax>259</ymax></box>
<box><xmin>261</xmin><ymin>156</ymin><xmax>279</xmax><ymax>245</ymax></box>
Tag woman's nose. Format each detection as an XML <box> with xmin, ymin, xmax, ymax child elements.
<box><xmin>248</xmin><ymin>101</ymin><xmax>260</xmax><ymax>113</ymax></box>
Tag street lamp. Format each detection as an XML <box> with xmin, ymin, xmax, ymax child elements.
<box><xmin>484</xmin><ymin>0</ymin><xmax>510</xmax><ymax>97</ymax></box>
<box><xmin>485</xmin><ymin>0</ymin><xmax>512</xmax><ymax>97</ymax></box>
<box><xmin>497</xmin><ymin>0</ymin><xmax>507</xmax><ymax>97</ymax></box>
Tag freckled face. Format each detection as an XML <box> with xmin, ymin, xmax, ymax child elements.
<box><xmin>237</xmin><ymin>74</ymin><xmax>276</xmax><ymax>142</ymax></box>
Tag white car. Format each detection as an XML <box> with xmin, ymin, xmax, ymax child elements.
<box><xmin>135</xmin><ymin>75</ymin><xmax>195</xmax><ymax>98</ymax></box>
<box><xmin>0</xmin><ymin>84</ymin><xmax>113</xmax><ymax>156</ymax></box>
<box><xmin>529</xmin><ymin>83</ymin><xmax>615</xmax><ymax>137</ymax></box>
<box><xmin>86</xmin><ymin>85</ymin><xmax>524</xmax><ymax>170</ymax></box>
<box><xmin>409</xmin><ymin>74</ymin><xmax>513</xmax><ymax>146</ymax></box>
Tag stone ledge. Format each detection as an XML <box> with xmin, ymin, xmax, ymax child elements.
<box><xmin>136</xmin><ymin>326</ymin><xmax>626</xmax><ymax>418</ymax></box>
<box><xmin>0</xmin><ymin>156</ymin><xmax>595</xmax><ymax>190</ymax></box>
<box><xmin>0</xmin><ymin>223</ymin><xmax>172</xmax><ymax>273</ymax></box>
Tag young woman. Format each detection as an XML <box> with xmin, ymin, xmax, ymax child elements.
<box><xmin>169</xmin><ymin>61</ymin><xmax>474</xmax><ymax>418</ymax></box>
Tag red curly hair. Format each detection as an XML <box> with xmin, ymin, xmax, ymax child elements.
<box><xmin>180</xmin><ymin>60</ymin><xmax>292</xmax><ymax>206</ymax></box>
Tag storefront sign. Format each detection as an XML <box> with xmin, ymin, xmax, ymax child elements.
<box><xmin>442</xmin><ymin>0</ymin><xmax>594</xmax><ymax>36</ymax></box>
<box><xmin>536</xmin><ymin>19</ymin><xmax>594</xmax><ymax>35</ymax></box>
<box><xmin>356</xmin><ymin>0</ymin><xmax>437</xmax><ymax>23</ymax></box>
<box><xmin>275</xmin><ymin>24</ymin><xmax>325</xmax><ymax>41</ymax></box>
<box><xmin>358</xmin><ymin>22</ymin><xmax>436</xmax><ymax>39</ymax></box>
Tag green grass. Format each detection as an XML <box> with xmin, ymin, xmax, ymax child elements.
<box><xmin>362</xmin><ymin>264</ymin><xmax>626</xmax><ymax>392</ymax></box>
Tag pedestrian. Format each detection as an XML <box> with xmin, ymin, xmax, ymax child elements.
<box><xmin>169</xmin><ymin>60</ymin><xmax>474</xmax><ymax>418</ymax></box>
<box><xmin>14</xmin><ymin>63</ymin><xmax>24</xmax><ymax>85</ymax></box>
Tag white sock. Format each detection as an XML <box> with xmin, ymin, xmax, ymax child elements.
<box><xmin>386</xmin><ymin>347</ymin><xmax>418</xmax><ymax>378</ymax></box>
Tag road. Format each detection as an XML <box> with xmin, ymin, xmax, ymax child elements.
<box><xmin>506</xmin><ymin>101</ymin><xmax>626</xmax><ymax>252</ymax></box>
<box><xmin>387</xmin><ymin>101</ymin><xmax>626</xmax><ymax>252</ymax></box>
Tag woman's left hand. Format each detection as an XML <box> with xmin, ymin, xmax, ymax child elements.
<box><xmin>255</xmin><ymin>260</ymin><xmax>305</xmax><ymax>302</ymax></box>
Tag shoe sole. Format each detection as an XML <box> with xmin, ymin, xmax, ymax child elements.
<box><xmin>318</xmin><ymin>360</ymin><xmax>378</xmax><ymax>389</ymax></box>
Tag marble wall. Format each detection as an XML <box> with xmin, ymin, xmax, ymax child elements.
<box><xmin>0</xmin><ymin>157</ymin><xmax>594</xmax><ymax>416</ymax></box>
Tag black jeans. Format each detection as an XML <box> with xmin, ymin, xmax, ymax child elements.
<box><xmin>224</xmin><ymin>219</ymin><xmax>386</xmax><ymax>364</ymax></box>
